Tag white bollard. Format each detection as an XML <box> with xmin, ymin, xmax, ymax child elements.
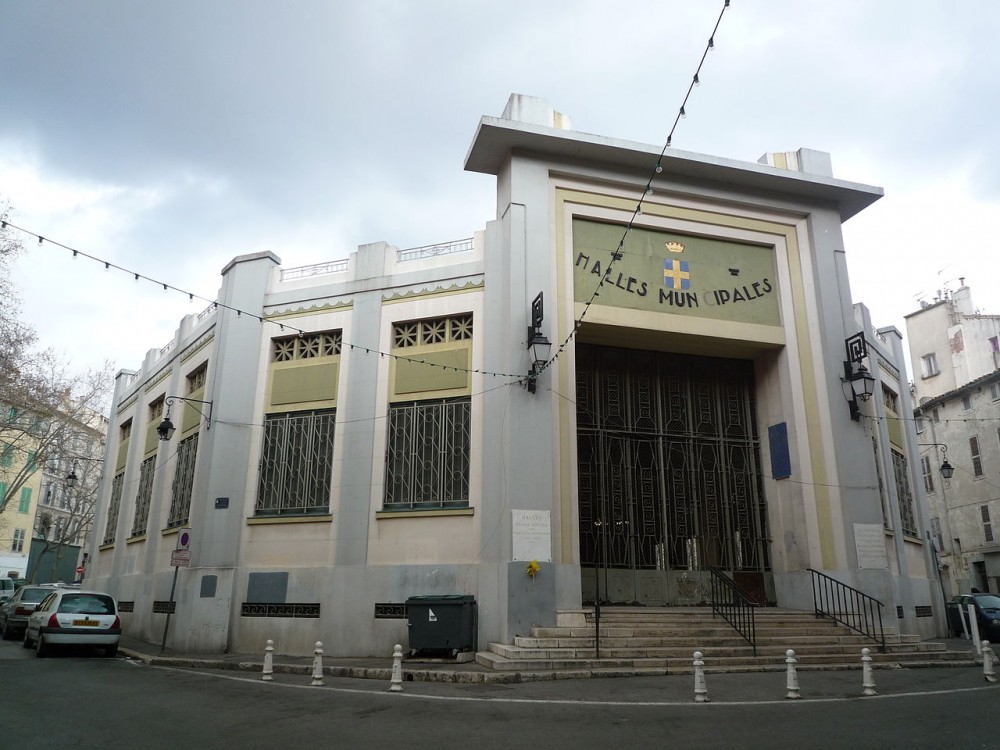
<box><xmin>785</xmin><ymin>649</ymin><xmax>801</xmax><ymax>699</ymax></box>
<box><xmin>968</xmin><ymin>605</ymin><xmax>983</xmax><ymax>655</ymax></box>
<box><xmin>389</xmin><ymin>643</ymin><xmax>404</xmax><ymax>692</ymax></box>
<box><xmin>982</xmin><ymin>641</ymin><xmax>998</xmax><ymax>683</ymax></box>
<box><xmin>861</xmin><ymin>647</ymin><xmax>877</xmax><ymax>696</ymax></box>
<box><xmin>311</xmin><ymin>641</ymin><xmax>325</xmax><ymax>686</ymax></box>
<box><xmin>693</xmin><ymin>651</ymin><xmax>710</xmax><ymax>703</ymax></box>
<box><xmin>262</xmin><ymin>639</ymin><xmax>274</xmax><ymax>682</ymax></box>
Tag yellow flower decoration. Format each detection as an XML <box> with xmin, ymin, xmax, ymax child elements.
<box><xmin>526</xmin><ymin>560</ymin><xmax>541</xmax><ymax>577</ymax></box>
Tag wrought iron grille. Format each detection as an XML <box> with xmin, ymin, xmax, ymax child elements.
<box><xmin>255</xmin><ymin>409</ymin><xmax>336</xmax><ymax>515</ymax></box>
<box><xmin>892</xmin><ymin>449</ymin><xmax>917</xmax><ymax>536</ymax></box>
<box><xmin>166</xmin><ymin>434</ymin><xmax>199</xmax><ymax>528</ymax></box>
<box><xmin>130</xmin><ymin>456</ymin><xmax>155</xmax><ymax>537</ymax></box>
<box><xmin>102</xmin><ymin>473</ymin><xmax>125</xmax><ymax>545</ymax></box>
<box><xmin>576</xmin><ymin>345</ymin><xmax>770</xmax><ymax>573</ymax></box>
<box><xmin>384</xmin><ymin>398</ymin><xmax>470</xmax><ymax>509</ymax></box>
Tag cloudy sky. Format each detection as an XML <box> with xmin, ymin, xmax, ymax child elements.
<box><xmin>2</xmin><ymin>1</ymin><xmax>997</xmax><ymax>383</ymax></box>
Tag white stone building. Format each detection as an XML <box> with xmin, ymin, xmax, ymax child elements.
<box><xmin>906</xmin><ymin>284</ymin><xmax>1000</xmax><ymax>595</ymax></box>
<box><xmin>87</xmin><ymin>95</ymin><xmax>944</xmax><ymax>656</ymax></box>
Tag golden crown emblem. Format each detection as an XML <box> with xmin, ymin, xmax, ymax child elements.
<box><xmin>665</xmin><ymin>240</ymin><xmax>686</xmax><ymax>253</ymax></box>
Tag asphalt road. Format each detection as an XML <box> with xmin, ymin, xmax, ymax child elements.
<box><xmin>3</xmin><ymin>638</ymin><xmax>998</xmax><ymax>749</ymax></box>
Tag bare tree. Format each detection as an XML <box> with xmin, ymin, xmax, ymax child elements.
<box><xmin>28</xmin><ymin>459</ymin><xmax>102</xmax><ymax>583</ymax></box>
<box><xmin>0</xmin><ymin>197</ymin><xmax>112</xmax><ymax>518</ymax></box>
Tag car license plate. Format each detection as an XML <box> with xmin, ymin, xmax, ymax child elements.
<box><xmin>73</xmin><ymin>619</ymin><xmax>100</xmax><ymax>627</ymax></box>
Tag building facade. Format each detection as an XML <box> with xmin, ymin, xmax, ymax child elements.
<box><xmin>906</xmin><ymin>284</ymin><xmax>1000</xmax><ymax>595</ymax></box>
<box><xmin>88</xmin><ymin>95</ymin><xmax>944</xmax><ymax>656</ymax></box>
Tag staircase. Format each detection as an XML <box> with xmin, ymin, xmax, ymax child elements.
<box><xmin>476</xmin><ymin>608</ymin><xmax>975</xmax><ymax>675</ymax></box>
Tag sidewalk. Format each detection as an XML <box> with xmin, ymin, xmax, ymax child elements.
<box><xmin>118</xmin><ymin>634</ymin><xmax>994</xmax><ymax>699</ymax></box>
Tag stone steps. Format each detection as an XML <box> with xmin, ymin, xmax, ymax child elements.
<box><xmin>476</xmin><ymin>608</ymin><xmax>974</xmax><ymax>674</ymax></box>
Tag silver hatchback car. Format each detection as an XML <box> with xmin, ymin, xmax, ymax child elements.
<box><xmin>22</xmin><ymin>589</ymin><xmax>121</xmax><ymax>657</ymax></box>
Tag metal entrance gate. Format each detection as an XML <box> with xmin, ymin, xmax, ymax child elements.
<box><xmin>577</xmin><ymin>345</ymin><xmax>771</xmax><ymax>605</ymax></box>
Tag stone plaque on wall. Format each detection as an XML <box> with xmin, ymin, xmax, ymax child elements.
<box><xmin>512</xmin><ymin>510</ymin><xmax>551</xmax><ymax>562</ymax></box>
<box><xmin>854</xmin><ymin>523</ymin><xmax>889</xmax><ymax>569</ymax></box>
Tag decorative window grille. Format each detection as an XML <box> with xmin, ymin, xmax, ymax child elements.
<box><xmin>892</xmin><ymin>449</ymin><xmax>917</xmax><ymax>536</ymax></box>
<box><xmin>167</xmin><ymin>434</ymin><xmax>199</xmax><ymax>528</ymax></box>
<box><xmin>272</xmin><ymin>331</ymin><xmax>342</xmax><ymax>362</ymax></box>
<box><xmin>149</xmin><ymin>397</ymin><xmax>164</xmax><ymax>421</ymax></box>
<box><xmin>882</xmin><ymin>387</ymin><xmax>898</xmax><ymax>413</ymax></box>
<box><xmin>187</xmin><ymin>364</ymin><xmax>207</xmax><ymax>393</ymax></box>
<box><xmin>982</xmin><ymin>505</ymin><xmax>994</xmax><ymax>543</ymax></box>
<box><xmin>921</xmin><ymin>455</ymin><xmax>935</xmax><ymax>494</ymax></box>
<box><xmin>103</xmin><ymin>473</ymin><xmax>125</xmax><ymax>545</ymax></box>
<box><xmin>255</xmin><ymin>409</ymin><xmax>336</xmax><ymax>515</ymax></box>
<box><xmin>970</xmin><ymin>435</ymin><xmax>984</xmax><ymax>477</ymax></box>
<box><xmin>392</xmin><ymin>314</ymin><xmax>473</xmax><ymax>349</ymax></box>
<box><xmin>384</xmin><ymin>398</ymin><xmax>471</xmax><ymax>510</ymax></box>
<box><xmin>12</xmin><ymin>528</ymin><xmax>24</xmax><ymax>552</ymax></box>
<box><xmin>873</xmin><ymin>437</ymin><xmax>889</xmax><ymax>528</ymax></box>
<box><xmin>131</xmin><ymin>456</ymin><xmax>156</xmax><ymax>536</ymax></box>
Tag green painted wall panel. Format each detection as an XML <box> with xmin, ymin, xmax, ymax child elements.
<box><xmin>395</xmin><ymin>348</ymin><xmax>469</xmax><ymax>395</ymax></box>
<box><xmin>271</xmin><ymin>361</ymin><xmax>339</xmax><ymax>406</ymax></box>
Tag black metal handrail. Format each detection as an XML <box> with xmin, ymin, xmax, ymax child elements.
<box><xmin>807</xmin><ymin>568</ymin><xmax>886</xmax><ymax>652</ymax></box>
<box><xmin>708</xmin><ymin>567</ymin><xmax>757</xmax><ymax>656</ymax></box>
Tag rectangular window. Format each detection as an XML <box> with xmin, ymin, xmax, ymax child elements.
<box><xmin>384</xmin><ymin>398</ymin><xmax>471</xmax><ymax>510</ymax></box>
<box><xmin>0</xmin><ymin>443</ymin><xmax>13</xmax><ymax>467</ymax></box>
<box><xmin>11</xmin><ymin>528</ymin><xmax>25</xmax><ymax>552</ymax></box>
<box><xmin>0</xmin><ymin>481</ymin><xmax>7</xmax><ymax>508</ymax></box>
<box><xmin>915</xmin><ymin>416</ymin><xmax>925</xmax><ymax>434</ymax></box>
<box><xmin>167</xmin><ymin>434</ymin><xmax>199</xmax><ymax>528</ymax></box>
<box><xmin>970</xmin><ymin>435</ymin><xmax>984</xmax><ymax>477</ymax></box>
<box><xmin>921</xmin><ymin>353</ymin><xmax>939</xmax><ymax>378</ymax></box>
<box><xmin>921</xmin><ymin>455</ymin><xmax>935</xmax><ymax>494</ymax></box>
<box><xmin>931</xmin><ymin>408</ymin><xmax>940</xmax><ymax>424</ymax></box>
<box><xmin>18</xmin><ymin>487</ymin><xmax>31</xmax><ymax>513</ymax></box>
<box><xmin>892</xmin><ymin>449</ymin><xmax>917</xmax><ymax>536</ymax></box>
<box><xmin>882</xmin><ymin>387</ymin><xmax>898</xmax><ymax>413</ymax></box>
<box><xmin>255</xmin><ymin>410</ymin><xmax>336</xmax><ymax>516</ymax></box>
<box><xmin>102</xmin><ymin>473</ymin><xmax>125</xmax><ymax>545</ymax></box>
<box><xmin>991</xmin><ymin>382</ymin><xmax>1000</xmax><ymax>401</ymax></box>
<box><xmin>187</xmin><ymin>363</ymin><xmax>208</xmax><ymax>393</ymax></box>
<box><xmin>131</xmin><ymin>456</ymin><xmax>156</xmax><ymax>536</ymax></box>
<box><xmin>982</xmin><ymin>505</ymin><xmax>994</xmax><ymax>544</ymax></box>
<box><xmin>962</xmin><ymin>395</ymin><xmax>973</xmax><ymax>411</ymax></box>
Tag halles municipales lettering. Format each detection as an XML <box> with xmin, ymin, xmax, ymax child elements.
<box><xmin>575</xmin><ymin>252</ymin><xmax>773</xmax><ymax>309</ymax></box>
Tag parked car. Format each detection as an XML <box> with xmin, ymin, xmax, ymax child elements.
<box><xmin>22</xmin><ymin>589</ymin><xmax>121</xmax><ymax>657</ymax></box>
<box><xmin>0</xmin><ymin>578</ymin><xmax>17</xmax><ymax>603</ymax></box>
<box><xmin>0</xmin><ymin>585</ymin><xmax>56</xmax><ymax>640</ymax></box>
<box><xmin>951</xmin><ymin>593</ymin><xmax>1000</xmax><ymax>641</ymax></box>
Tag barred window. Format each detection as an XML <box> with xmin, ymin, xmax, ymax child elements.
<box><xmin>272</xmin><ymin>331</ymin><xmax>342</xmax><ymax>362</ymax></box>
<box><xmin>892</xmin><ymin>449</ymin><xmax>917</xmax><ymax>536</ymax></box>
<box><xmin>167</xmin><ymin>434</ymin><xmax>199</xmax><ymax>528</ymax></box>
<box><xmin>131</xmin><ymin>456</ymin><xmax>156</xmax><ymax>537</ymax></box>
<box><xmin>384</xmin><ymin>398</ymin><xmax>470</xmax><ymax>510</ymax></box>
<box><xmin>255</xmin><ymin>409</ymin><xmax>336</xmax><ymax>515</ymax></box>
<box><xmin>103</xmin><ymin>473</ymin><xmax>125</xmax><ymax>545</ymax></box>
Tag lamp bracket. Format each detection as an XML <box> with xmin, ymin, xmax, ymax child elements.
<box><xmin>165</xmin><ymin>395</ymin><xmax>214</xmax><ymax>430</ymax></box>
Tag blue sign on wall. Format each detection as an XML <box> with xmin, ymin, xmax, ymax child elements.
<box><xmin>768</xmin><ymin>422</ymin><xmax>791</xmax><ymax>480</ymax></box>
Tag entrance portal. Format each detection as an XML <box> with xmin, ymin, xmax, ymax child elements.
<box><xmin>576</xmin><ymin>344</ymin><xmax>772</xmax><ymax>605</ymax></box>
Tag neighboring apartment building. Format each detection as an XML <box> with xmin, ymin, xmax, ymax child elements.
<box><xmin>87</xmin><ymin>94</ymin><xmax>944</xmax><ymax>657</ymax></box>
<box><xmin>0</xmin><ymin>407</ymin><xmax>44</xmax><ymax>578</ymax></box>
<box><xmin>906</xmin><ymin>284</ymin><xmax>1000</xmax><ymax>595</ymax></box>
<box><xmin>29</xmin><ymin>408</ymin><xmax>108</xmax><ymax>582</ymax></box>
